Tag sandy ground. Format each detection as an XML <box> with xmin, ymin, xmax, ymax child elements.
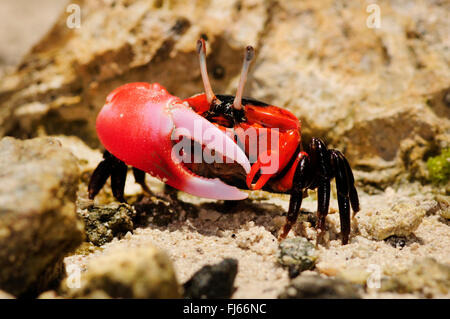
<box><xmin>57</xmin><ymin>137</ymin><xmax>450</xmax><ymax>299</ymax></box>
<box><xmin>64</xmin><ymin>170</ymin><xmax>450</xmax><ymax>298</ymax></box>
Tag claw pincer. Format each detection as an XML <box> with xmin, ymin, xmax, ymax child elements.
<box><xmin>95</xmin><ymin>82</ymin><xmax>250</xmax><ymax>200</ymax></box>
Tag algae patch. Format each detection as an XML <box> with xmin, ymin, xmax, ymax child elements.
<box><xmin>426</xmin><ymin>148</ymin><xmax>450</xmax><ymax>185</ymax></box>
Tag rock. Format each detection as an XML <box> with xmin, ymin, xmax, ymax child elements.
<box><xmin>436</xmin><ymin>195</ymin><xmax>450</xmax><ymax>219</ymax></box>
<box><xmin>37</xmin><ymin>290</ymin><xmax>63</xmax><ymax>299</ymax></box>
<box><xmin>0</xmin><ymin>0</ymin><xmax>448</xmax><ymax>188</ymax></box>
<box><xmin>0</xmin><ymin>0</ymin><xmax>269</xmax><ymax>147</ymax></box>
<box><xmin>381</xmin><ymin>258</ymin><xmax>450</xmax><ymax>298</ymax></box>
<box><xmin>133</xmin><ymin>195</ymin><xmax>182</xmax><ymax>226</ymax></box>
<box><xmin>71</xmin><ymin>242</ymin><xmax>103</xmax><ymax>256</ymax></box>
<box><xmin>67</xmin><ymin>244</ymin><xmax>181</xmax><ymax>299</ymax></box>
<box><xmin>278</xmin><ymin>237</ymin><xmax>317</xmax><ymax>278</ymax></box>
<box><xmin>278</xmin><ymin>274</ymin><xmax>361</xmax><ymax>299</ymax></box>
<box><xmin>0</xmin><ymin>137</ymin><xmax>84</xmax><ymax>297</ymax></box>
<box><xmin>0</xmin><ymin>1</ymin><xmax>67</xmax><ymax>76</ymax></box>
<box><xmin>0</xmin><ymin>290</ymin><xmax>15</xmax><ymax>299</ymax></box>
<box><xmin>336</xmin><ymin>267</ymin><xmax>370</xmax><ymax>286</ymax></box>
<box><xmin>357</xmin><ymin>201</ymin><xmax>426</xmax><ymax>240</ymax></box>
<box><xmin>77</xmin><ymin>203</ymin><xmax>135</xmax><ymax>246</ymax></box>
<box><xmin>53</xmin><ymin>135</ymin><xmax>103</xmax><ymax>182</ymax></box>
<box><xmin>183</xmin><ymin>258</ymin><xmax>238</xmax><ymax>299</ymax></box>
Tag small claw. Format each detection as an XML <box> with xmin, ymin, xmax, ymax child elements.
<box><xmin>246</xmin><ymin>150</ymin><xmax>278</xmax><ymax>190</ymax></box>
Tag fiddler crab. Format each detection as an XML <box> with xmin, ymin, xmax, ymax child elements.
<box><xmin>88</xmin><ymin>39</ymin><xmax>359</xmax><ymax>244</ymax></box>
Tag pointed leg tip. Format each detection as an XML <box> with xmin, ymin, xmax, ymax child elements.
<box><xmin>341</xmin><ymin>236</ymin><xmax>349</xmax><ymax>245</ymax></box>
<box><xmin>278</xmin><ymin>223</ymin><xmax>292</xmax><ymax>241</ymax></box>
<box><xmin>115</xmin><ymin>195</ymin><xmax>127</xmax><ymax>203</ymax></box>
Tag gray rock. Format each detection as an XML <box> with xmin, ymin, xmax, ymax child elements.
<box><xmin>278</xmin><ymin>237</ymin><xmax>317</xmax><ymax>278</ymax></box>
<box><xmin>183</xmin><ymin>258</ymin><xmax>238</xmax><ymax>299</ymax></box>
<box><xmin>78</xmin><ymin>203</ymin><xmax>135</xmax><ymax>246</ymax></box>
<box><xmin>279</xmin><ymin>274</ymin><xmax>361</xmax><ymax>299</ymax></box>
<box><xmin>0</xmin><ymin>137</ymin><xmax>84</xmax><ymax>297</ymax></box>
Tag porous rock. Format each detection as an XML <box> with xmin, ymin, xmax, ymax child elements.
<box><xmin>357</xmin><ymin>201</ymin><xmax>426</xmax><ymax>240</ymax></box>
<box><xmin>278</xmin><ymin>237</ymin><xmax>317</xmax><ymax>278</ymax></box>
<box><xmin>78</xmin><ymin>203</ymin><xmax>135</xmax><ymax>246</ymax></box>
<box><xmin>0</xmin><ymin>137</ymin><xmax>84</xmax><ymax>297</ymax></box>
<box><xmin>67</xmin><ymin>244</ymin><xmax>181</xmax><ymax>298</ymax></box>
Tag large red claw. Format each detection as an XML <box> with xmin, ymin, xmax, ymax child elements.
<box><xmin>96</xmin><ymin>82</ymin><xmax>250</xmax><ymax>200</ymax></box>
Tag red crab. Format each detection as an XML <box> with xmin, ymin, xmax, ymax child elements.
<box><xmin>88</xmin><ymin>39</ymin><xmax>360</xmax><ymax>244</ymax></box>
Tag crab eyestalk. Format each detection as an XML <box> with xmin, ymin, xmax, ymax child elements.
<box><xmin>197</xmin><ymin>39</ymin><xmax>216</xmax><ymax>104</ymax></box>
<box><xmin>233</xmin><ymin>45</ymin><xmax>255</xmax><ymax>110</ymax></box>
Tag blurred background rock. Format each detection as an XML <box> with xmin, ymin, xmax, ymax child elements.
<box><xmin>0</xmin><ymin>0</ymin><xmax>448</xmax><ymax>190</ymax></box>
<box><xmin>0</xmin><ymin>0</ymin><xmax>67</xmax><ymax>77</ymax></box>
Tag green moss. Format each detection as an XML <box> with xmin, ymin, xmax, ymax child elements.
<box><xmin>426</xmin><ymin>148</ymin><xmax>450</xmax><ymax>185</ymax></box>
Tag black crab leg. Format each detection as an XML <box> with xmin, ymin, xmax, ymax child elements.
<box><xmin>163</xmin><ymin>184</ymin><xmax>190</xmax><ymax>221</ymax></box>
<box><xmin>279</xmin><ymin>154</ymin><xmax>313</xmax><ymax>240</ymax></box>
<box><xmin>88</xmin><ymin>150</ymin><xmax>128</xmax><ymax>202</ymax></box>
<box><xmin>132</xmin><ymin>167</ymin><xmax>153</xmax><ymax>195</ymax></box>
<box><xmin>88</xmin><ymin>157</ymin><xmax>112</xmax><ymax>200</ymax></box>
<box><xmin>280</xmin><ymin>188</ymin><xmax>303</xmax><ymax>240</ymax></box>
<box><xmin>317</xmin><ymin>180</ymin><xmax>331</xmax><ymax>233</ymax></box>
<box><xmin>309</xmin><ymin>138</ymin><xmax>332</xmax><ymax>233</ymax></box>
<box><xmin>280</xmin><ymin>138</ymin><xmax>359</xmax><ymax>245</ymax></box>
<box><xmin>110</xmin><ymin>157</ymin><xmax>128</xmax><ymax>203</ymax></box>
<box><xmin>89</xmin><ymin>152</ymin><xmax>164</xmax><ymax>203</ymax></box>
<box><xmin>341</xmin><ymin>154</ymin><xmax>360</xmax><ymax>214</ymax></box>
<box><xmin>330</xmin><ymin>149</ymin><xmax>353</xmax><ymax>244</ymax></box>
